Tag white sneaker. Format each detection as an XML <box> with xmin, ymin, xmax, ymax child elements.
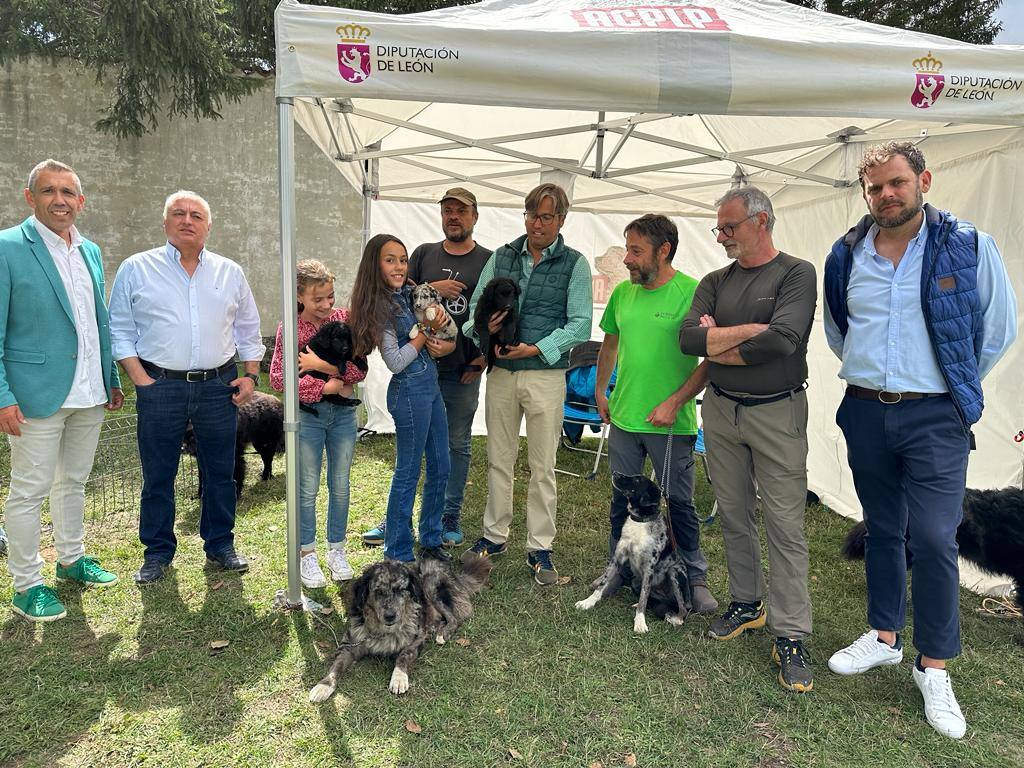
<box><xmin>913</xmin><ymin>664</ymin><xmax>967</xmax><ymax>739</ymax></box>
<box><xmin>300</xmin><ymin>552</ymin><xmax>327</xmax><ymax>589</ymax></box>
<box><xmin>326</xmin><ymin>548</ymin><xmax>354</xmax><ymax>581</ymax></box>
<box><xmin>828</xmin><ymin>629</ymin><xmax>903</xmax><ymax>675</ymax></box>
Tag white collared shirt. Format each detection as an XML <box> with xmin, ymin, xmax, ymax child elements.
<box><xmin>108</xmin><ymin>242</ymin><xmax>265</xmax><ymax>370</ymax></box>
<box><xmin>32</xmin><ymin>217</ymin><xmax>106</xmax><ymax>408</ymax></box>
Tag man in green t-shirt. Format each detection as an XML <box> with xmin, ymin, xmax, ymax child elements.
<box><xmin>595</xmin><ymin>214</ymin><xmax>717</xmax><ymax>615</ymax></box>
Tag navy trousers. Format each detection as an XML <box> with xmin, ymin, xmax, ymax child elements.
<box><xmin>837</xmin><ymin>392</ymin><xmax>969</xmax><ymax>659</ymax></box>
<box><xmin>136</xmin><ymin>370</ymin><xmax>239</xmax><ymax>563</ymax></box>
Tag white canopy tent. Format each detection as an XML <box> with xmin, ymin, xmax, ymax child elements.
<box><xmin>273</xmin><ymin>0</ymin><xmax>1024</xmax><ymax>605</ymax></box>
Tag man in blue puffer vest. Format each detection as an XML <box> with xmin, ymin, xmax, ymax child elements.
<box><xmin>823</xmin><ymin>142</ymin><xmax>1017</xmax><ymax>739</ymax></box>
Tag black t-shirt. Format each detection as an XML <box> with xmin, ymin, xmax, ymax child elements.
<box><xmin>408</xmin><ymin>240</ymin><xmax>492</xmax><ymax>373</ymax></box>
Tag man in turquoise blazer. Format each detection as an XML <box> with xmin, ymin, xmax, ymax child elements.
<box><xmin>0</xmin><ymin>159</ymin><xmax>123</xmax><ymax>622</ymax></box>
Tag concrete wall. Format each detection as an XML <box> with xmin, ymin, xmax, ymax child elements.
<box><xmin>0</xmin><ymin>57</ymin><xmax>364</xmax><ymax>335</ymax></box>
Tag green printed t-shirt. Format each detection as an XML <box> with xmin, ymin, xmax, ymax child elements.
<box><xmin>599</xmin><ymin>271</ymin><xmax>700</xmax><ymax>435</ymax></box>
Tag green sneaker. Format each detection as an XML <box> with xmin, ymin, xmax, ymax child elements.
<box><xmin>12</xmin><ymin>585</ymin><xmax>67</xmax><ymax>622</ymax></box>
<box><xmin>56</xmin><ymin>555</ymin><xmax>118</xmax><ymax>587</ymax></box>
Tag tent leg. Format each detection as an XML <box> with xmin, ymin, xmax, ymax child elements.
<box><xmin>274</xmin><ymin>96</ymin><xmax>312</xmax><ymax>612</ymax></box>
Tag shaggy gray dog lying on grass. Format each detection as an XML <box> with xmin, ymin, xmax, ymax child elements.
<box><xmin>309</xmin><ymin>557</ymin><xmax>493</xmax><ymax>701</ymax></box>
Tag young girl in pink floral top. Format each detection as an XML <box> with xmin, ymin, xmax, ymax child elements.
<box><xmin>270</xmin><ymin>259</ymin><xmax>366</xmax><ymax>587</ymax></box>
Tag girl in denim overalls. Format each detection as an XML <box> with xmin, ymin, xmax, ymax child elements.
<box><xmin>349</xmin><ymin>234</ymin><xmax>453</xmax><ymax>562</ymax></box>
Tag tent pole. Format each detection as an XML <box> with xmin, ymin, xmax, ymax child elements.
<box><xmin>362</xmin><ymin>142</ymin><xmax>381</xmax><ymax>250</ymax></box>
<box><xmin>594</xmin><ymin>111</ymin><xmax>606</xmax><ymax>177</ymax></box>
<box><xmin>276</xmin><ymin>96</ymin><xmax>304</xmax><ymax>610</ymax></box>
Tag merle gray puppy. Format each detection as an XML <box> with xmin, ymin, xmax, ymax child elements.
<box><xmin>575</xmin><ymin>473</ymin><xmax>690</xmax><ymax>633</ymax></box>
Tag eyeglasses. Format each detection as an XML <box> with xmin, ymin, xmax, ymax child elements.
<box><xmin>711</xmin><ymin>213</ymin><xmax>758</xmax><ymax>238</ymax></box>
<box><xmin>524</xmin><ymin>211</ymin><xmax>560</xmax><ymax>225</ymax></box>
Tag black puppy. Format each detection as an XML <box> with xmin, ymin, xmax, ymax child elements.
<box><xmin>304</xmin><ymin>320</ymin><xmax>367</xmax><ymax>409</ymax></box>
<box><xmin>841</xmin><ymin>487</ymin><xmax>1024</xmax><ymax>612</ymax></box>
<box><xmin>473</xmin><ymin>277</ymin><xmax>520</xmax><ymax>373</ymax></box>
<box><xmin>183</xmin><ymin>391</ymin><xmax>284</xmax><ymax>499</ymax></box>
<box><xmin>576</xmin><ymin>473</ymin><xmax>690</xmax><ymax>632</ymax></box>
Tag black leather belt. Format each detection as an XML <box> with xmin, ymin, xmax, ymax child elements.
<box><xmin>141</xmin><ymin>359</ymin><xmax>236</xmax><ymax>383</ymax></box>
<box><xmin>846</xmin><ymin>385</ymin><xmax>945</xmax><ymax>404</ymax></box>
<box><xmin>711</xmin><ymin>382</ymin><xmax>806</xmax><ymax>407</ymax></box>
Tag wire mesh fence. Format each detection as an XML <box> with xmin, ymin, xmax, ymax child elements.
<box><xmin>0</xmin><ymin>405</ymin><xmax>199</xmax><ymax>529</ymax></box>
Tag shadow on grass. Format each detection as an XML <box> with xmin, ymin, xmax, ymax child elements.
<box><xmin>0</xmin><ymin>568</ymin><xmax>289</xmax><ymax>765</ymax></box>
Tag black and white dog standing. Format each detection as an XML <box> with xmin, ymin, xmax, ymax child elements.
<box><xmin>575</xmin><ymin>473</ymin><xmax>690</xmax><ymax>633</ymax></box>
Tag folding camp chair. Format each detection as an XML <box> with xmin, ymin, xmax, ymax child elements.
<box><xmin>556</xmin><ymin>342</ymin><xmax>615</xmax><ymax>481</ymax></box>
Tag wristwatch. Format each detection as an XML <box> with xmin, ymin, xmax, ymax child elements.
<box><xmin>244</xmin><ymin>372</ymin><xmax>260</xmax><ymax>385</ymax></box>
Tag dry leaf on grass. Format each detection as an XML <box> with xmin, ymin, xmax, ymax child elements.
<box><xmin>209</xmin><ymin>639</ymin><xmax>230</xmax><ymax>654</ymax></box>
<box><xmin>320</xmin><ymin>606</ymin><xmax>334</xmax><ymax>616</ymax></box>
<box><xmin>556</xmin><ymin>575</ymin><xmax>572</xmax><ymax>585</ymax></box>
<box><xmin>404</xmin><ymin>720</ymin><xmax>422</xmax><ymax>734</ymax></box>
<box><xmin>508</xmin><ymin>747</ymin><xmax>522</xmax><ymax>760</ymax></box>
<box><xmin>268</xmin><ymin>525</ymin><xmax>279</xmax><ymax>532</ymax></box>
<box><xmin>624</xmin><ymin>753</ymin><xmax>637</xmax><ymax>767</ymax></box>
<box><xmin>589</xmin><ymin>762</ymin><xmax>603</xmax><ymax>768</ymax></box>
<box><xmin>995</xmin><ymin>679</ymin><xmax>1006</xmax><ymax>686</ymax></box>
<box><xmin>886</xmin><ymin>706</ymin><xmax>902</xmax><ymax>715</ymax></box>
<box><xmin>455</xmin><ymin>637</ymin><xmax>471</xmax><ymax>647</ymax></box>
<box><xmin>210</xmin><ymin>580</ymin><xmax>225</xmax><ymax>591</ymax></box>
<box><xmin>315</xmin><ymin>640</ymin><xmax>334</xmax><ymax>652</ymax></box>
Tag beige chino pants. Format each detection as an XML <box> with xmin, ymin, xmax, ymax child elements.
<box><xmin>481</xmin><ymin>367</ymin><xmax>565</xmax><ymax>552</ymax></box>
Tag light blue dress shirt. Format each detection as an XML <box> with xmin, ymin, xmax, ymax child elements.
<box><xmin>109</xmin><ymin>243</ymin><xmax>265</xmax><ymax>370</ymax></box>
<box><xmin>824</xmin><ymin>216</ymin><xmax>1017</xmax><ymax>391</ymax></box>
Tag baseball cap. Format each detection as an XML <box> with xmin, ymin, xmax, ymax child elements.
<box><xmin>438</xmin><ymin>187</ymin><xmax>477</xmax><ymax>207</ymax></box>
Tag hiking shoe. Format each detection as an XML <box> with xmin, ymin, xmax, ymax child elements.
<box><xmin>12</xmin><ymin>585</ymin><xmax>66</xmax><ymax>622</ymax></box>
<box><xmin>828</xmin><ymin>630</ymin><xmax>903</xmax><ymax>676</ymax></box>
<box><xmin>708</xmin><ymin>600</ymin><xmax>766</xmax><ymax>640</ymax></box>
<box><xmin>362</xmin><ymin>520</ymin><xmax>386</xmax><ymax>546</ymax></box>
<box><xmin>773</xmin><ymin>637</ymin><xmax>814</xmax><ymax>692</ymax></box>
<box><xmin>527</xmin><ymin>549</ymin><xmax>558</xmax><ymax>586</ymax></box>
<box><xmin>300</xmin><ymin>552</ymin><xmax>327</xmax><ymax>588</ymax></box>
<box><xmin>913</xmin><ymin>662</ymin><xmax>967</xmax><ymax>739</ymax></box>
<box><xmin>690</xmin><ymin>580</ymin><xmax>719</xmax><ymax>615</ymax></box>
<box><xmin>56</xmin><ymin>555</ymin><xmax>118</xmax><ymax>587</ymax></box>
<box><xmin>326</xmin><ymin>548</ymin><xmax>354</xmax><ymax>581</ymax></box>
<box><xmin>461</xmin><ymin>537</ymin><xmax>508</xmax><ymax>565</ymax></box>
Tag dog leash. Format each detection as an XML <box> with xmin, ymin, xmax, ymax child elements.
<box><xmin>660</xmin><ymin>427</ymin><xmax>679</xmax><ymax>551</ymax></box>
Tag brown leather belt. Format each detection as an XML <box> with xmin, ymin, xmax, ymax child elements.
<box><xmin>846</xmin><ymin>385</ymin><xmax>945</xmax><ymax>404</ymax></box>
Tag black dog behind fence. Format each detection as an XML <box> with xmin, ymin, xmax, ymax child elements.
<box><xmin>0</xmin><ymin>407</ymin><xmax>199</xmax><ymax>526</ymax></box>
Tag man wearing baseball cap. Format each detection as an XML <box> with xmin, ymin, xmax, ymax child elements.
<box><xmin>362</xmin><ymin>187</ymin><xmax>492</xmax><ymax>548</ymax></box>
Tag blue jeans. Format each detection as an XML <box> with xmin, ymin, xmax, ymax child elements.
<box><xmin>384</xmin><ymin>373</ymin><xmax>450</xmax><ymax>562</ymax></box>
<box><xmin>135</xmin><ymin>370</ymin><xmax>238</xmax><ymax>563</ymax></box>
<box><xmin>298</xmin><ymin>401</ymin><xmax>358</xmax><ymax>548</ymax></box>
<box><xmin>837</xmin><ymin>393</ymin><xmax>969</xmax><ymax>659</ymax></box>
<box><xmin>437</xmin><ymin>372</ymin><xmax>481</xmax><ymax>529</ymax></box>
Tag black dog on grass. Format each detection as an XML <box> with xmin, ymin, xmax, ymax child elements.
<box><xmin>183</xmin><ymin>391</ymin><xmax>284</xmax><ymax>499</ymax></box>
<box><xmin>841</xmin><ymin>487</ymin><xmax>1024</xmax><ymax>610</ymax></box>
<box><xmin>473</xmin><ymin>277</ymin><xmax>520</xmax><ymax>373</ymax></box>
<box><xmin>575</xmin><ymin>473</ymin><xmax>690</xmax><ymax>632</ymax></box>
<box><xmin>303</xmin><ymin>320</ymin><xmax>368</xmax><ymax>408</ymax></box>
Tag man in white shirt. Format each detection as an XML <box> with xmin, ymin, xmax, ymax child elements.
<box><xmin>108</xmin><ymin>191</ymin><xmax>265</xmax><ymax>584</ymax></box>
<box><xmin>0</xmin><ymin>159</ymin><xmax>124</xmax><ymax>622</ymax></box>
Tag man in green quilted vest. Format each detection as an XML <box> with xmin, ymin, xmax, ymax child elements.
<box><xmin>461</xmin><ymin>183</ymin><xmax>593</xmax><ymax>585</ymax></box>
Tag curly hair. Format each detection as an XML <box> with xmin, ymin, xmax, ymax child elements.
<box><xmin>858</xmin><ymin>141</ymin><xmax>927</xmax><ymax>187</ymax></box>
<box><xmin>348</xmin><ymin>234</ymin><xmax>406</xmax><ymax>359</ymax></box>
<box><xmin>296</xmin><ymin>259</ymin><xmax>335</xmax><ymax>315</ymax></box>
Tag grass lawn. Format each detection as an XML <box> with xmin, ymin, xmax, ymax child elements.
<box><xmin>1</xmin><ymin>431</ymin><xmax>1023</xmax><ymax>768</ymax></box>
